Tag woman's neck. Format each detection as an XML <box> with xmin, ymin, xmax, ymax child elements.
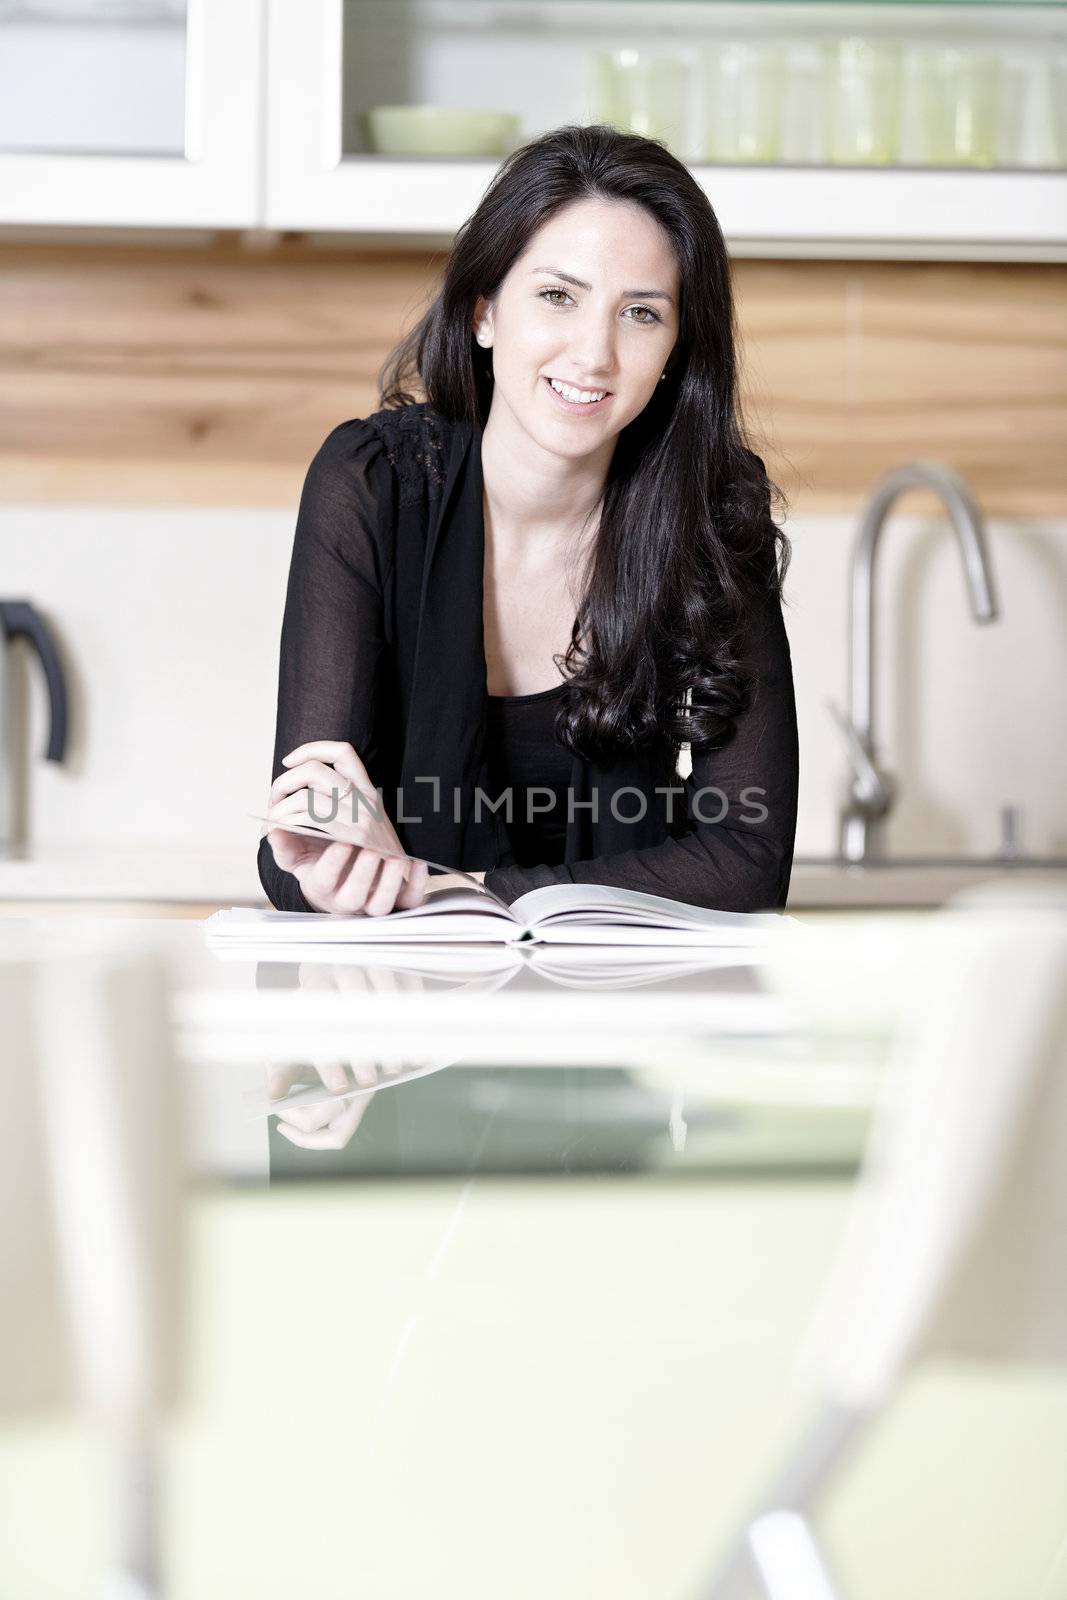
<box><xmin>479</xmin><ymin>396</ymin><xmax>612</xmax><ymax>556</ymax></box>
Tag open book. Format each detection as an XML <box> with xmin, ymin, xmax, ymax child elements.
<box><xmin>208</xmin><ymin>879</ymin><xmax>798</xmax><ymax>950</ymax></box>
<box><xmin>239</xmin><ymin>813</ymin><xmax>799</xmax><ymax>948</ymax></box>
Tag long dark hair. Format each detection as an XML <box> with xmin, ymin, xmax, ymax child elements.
<box><xmin>379</xmin><ymin>123</ymin><xmax>790</xmax><ymax>769</ymax></box>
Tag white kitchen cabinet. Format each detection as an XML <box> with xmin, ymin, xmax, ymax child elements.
<box><xmin>264</xmin><ymin>0</ymin><xmax>1067</xmax><ymax>259</ymax></box>
<box><xmin>0</xmin><ymin>0</ymin><xmax>264</xmax><ymax>227</ymax></box>
<box><xmin>0</xmin><ymin>0</ymin><xmax>1064</xmax><ymax>254</ymax></box>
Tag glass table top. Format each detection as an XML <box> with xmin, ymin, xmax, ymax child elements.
<box><xmin>1</xmin><ymin>917</ymin><xmax>883</xmax><ymax>1186</ymax></box>
<box><xmin>5</xmin><ymin>915</ymin><xmax>1059</xmax><ymax>1600</ymax></box>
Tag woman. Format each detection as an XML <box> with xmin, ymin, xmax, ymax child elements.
<box><xmin>260</xmin><ymin>124</ymin><xmax>799</xmax><ymax>918</ymax></box>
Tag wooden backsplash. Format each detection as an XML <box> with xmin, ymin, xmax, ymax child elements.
<box><xmin>2</xmin><ymin>237</ymin><xmax>1064</xmax><ymax>516</ymax></box>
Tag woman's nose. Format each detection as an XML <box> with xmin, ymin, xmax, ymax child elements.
<box><xmin>568</xmin><ymin>314</ymin><xmax>617</xmax><ymax>381</ymax></box>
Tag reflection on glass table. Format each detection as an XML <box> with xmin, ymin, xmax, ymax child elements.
<box><xmin>188</xmin><ymin>947</ymin><xmax>883</xmax><ymax>1181</ymax></box>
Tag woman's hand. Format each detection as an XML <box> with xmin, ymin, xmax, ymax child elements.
<box><xmin>267</xmin><ymin>963</ymin><xmax>434</xmax><ymax>1150</ymax></box>
<box><xmin>267</xmin><ymin>1058</ymin><xmax>409</xmax><ymax>1151</ymax></box>
<box><xmin>264</xmin><ymin>738</ymin><xmax>429</xmax><ymax>916</ymax></box>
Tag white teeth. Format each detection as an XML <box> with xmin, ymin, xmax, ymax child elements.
<box><xmin>549</xmin><ymin>378</ymin><xmax>606</xmax><ymax>404</ymax></box>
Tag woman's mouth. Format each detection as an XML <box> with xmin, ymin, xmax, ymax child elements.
<box><xmin>542</xmin><ymin>375</ymin><xmax>612</xmax><ymax>416</ymax></box>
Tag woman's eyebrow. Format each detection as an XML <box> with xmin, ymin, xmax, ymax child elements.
<box><xmin>528</xmin><ymin>266</ymin><xmax>675</xmax><ymax>305</ymax></box>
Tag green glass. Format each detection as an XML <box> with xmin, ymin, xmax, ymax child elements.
<box><xmin>1054</xmin><ymin>59</ymin><xmax>1067</xmax><ymax>166</ymax></box>
<box><xmin>823</xmin><ymin>37</ymin><xmax>903</xmax><ymax>165</ymax></box>
<box><xmin>593</xmin><ymin>47</ymin><xmax>692</xmax><ymax>155</ymax></box>
<box><xmin>918</xmin><ymin>46</ymin><xmax>1001</xmax><ymax>166</ymax></box>
<box><xmin>703</xmin><ymin>40</ymin><xmax>787</xmax><ymax>162</ymax></box>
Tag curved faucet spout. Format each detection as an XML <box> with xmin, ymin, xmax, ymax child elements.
<box><xmin>850</xmin><ymin>460</ymin><xmax>998</xmax><ymax>745</ymax></box>
<box><xmin>835</xmin><ymin>460</ymin><xmax>999</xmax><ymax>865</ymax></box>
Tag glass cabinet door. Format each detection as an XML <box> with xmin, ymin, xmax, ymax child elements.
<box><xmin>336</xmin><ymin>0</ymin><xmax>1067</xmax><ymax>172</ymax></box>
<box><xmin>265</xmin><ymin>0</ymin><xmax>1067</xmax><ymax>259</ymax></box>
<box><xmin>0</xmin><ymin>0</ymin><xmax>264</xmax><ymax>228</ymax></box>
<box><xmin>0</xmin><ymin>1</ymin><xmax>189</xmax><ymax>158</ymax></box>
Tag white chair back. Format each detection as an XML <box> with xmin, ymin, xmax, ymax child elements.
<box><xmin>698</xmin><ymin>882</ymin><xmax>1067</xmax><ymax>1600</ymax></box>
<box><xmin>0</xmin><ymin>926</ymin><xmax>186</xmax><ymax>1597</ymax></box>
<box><xmin>0</xmin><ymin>949</ymin><xmax>74</xmax><ymax>1410</ymax></box>
<box><xmin>799</xmin><ymin>889</ymin><xmax>1067</xmax><ymax>1406</ymax></box>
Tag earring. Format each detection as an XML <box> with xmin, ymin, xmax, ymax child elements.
<box><xmin>476</xmin><ymin>327</ymin><xmax>490</xmax><ymax>346</ymax></box>
<box><xmin>659</xmin><ymin>372</ymin><xmax>667</xmax><ymax>382</ymax></box>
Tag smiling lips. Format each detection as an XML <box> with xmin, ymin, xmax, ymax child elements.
<box><xmin>543</xmin><ymin>375</ymin><xmax>612</xmax><ymax>414</ymax></box>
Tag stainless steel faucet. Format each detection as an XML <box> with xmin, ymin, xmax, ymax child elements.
<box><xmin>828</xmin><ymin>462</ymin><xmax>998</xmax><ymax>865</ymax></box>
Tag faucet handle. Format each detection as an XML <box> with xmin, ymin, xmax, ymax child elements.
<box><xmin>998</xmin><ymin>804</ymin><xmax>1023</xmax><ymax>861</ymax></box>
<box><xmin>826</xmin><ymin>699</ymin><xmax>896</xmax><ymax>813</ymax></box>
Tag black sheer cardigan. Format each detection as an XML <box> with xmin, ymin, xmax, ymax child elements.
<box><xmin>257</xmin><ymin>403</ymin><xmax>799</xmax><ymax>914</ymax></box>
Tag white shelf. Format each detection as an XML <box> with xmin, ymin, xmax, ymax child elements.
<box><xmin>706</xmin><ymin>164</ymin><xmax>1067</xmax><ymax>258</ymax></box>
<box><xmin>265</xmin><ymin>156</ymin><xmax>1067</xmax><ymax>259</ymax></box>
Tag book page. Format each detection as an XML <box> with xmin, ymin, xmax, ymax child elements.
<box><xmin>204</xmin><ymin>896</ymin><xmax>520</xmax><ymax>948</ymax></box>
<box><xmin>510</xmin><ymin>881</ymin><xmax>791</xmax><ymax>937</ymax></box>
<box><xmin>534</xmin><ymin>922</ymin><xmax>786</xmax><ymax>948</ymax></box>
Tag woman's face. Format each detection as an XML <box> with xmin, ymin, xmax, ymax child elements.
<box><xmin>473</xmin><ymin>197</ymin><xmax>680</xmax><ymax>460</ymax></box>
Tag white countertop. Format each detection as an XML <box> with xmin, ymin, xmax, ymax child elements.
<box><xmin>2</xmin><ymin>848</ymin><xmax>1065</xmax><ymax>907</ymax></box>
<box><xmin>0</xmin><ymin>844</ymin><xmax>261</xmax><ymax>902</ymax></box>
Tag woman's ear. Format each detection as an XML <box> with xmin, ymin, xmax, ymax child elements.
<box><xmin>472</xmin><ymin>296</ymin><xmax>494</xmax><ymax>348</ymax></box>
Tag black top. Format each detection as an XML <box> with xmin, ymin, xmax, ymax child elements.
<box><xmin>257</xmin><ymin>403</ymin><xmax>799</xmax><ymax>913</ymax></box>
<box><xmin>485</xmin><ymin>683</ymin><xmax>571</xmax><ymax>869</ymax></box>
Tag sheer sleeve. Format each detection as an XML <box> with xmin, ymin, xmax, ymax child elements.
<box><xmin>483</xmin><ymin>564</ymin><xmax>799</xmax><ymax>914</ymax></box>
<box><xmin>257</xmin><ymin>419</ymin><xmax>393</xmax><ymax>912</ymax></box>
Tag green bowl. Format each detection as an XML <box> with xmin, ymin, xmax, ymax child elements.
<box><xmin>365</xmin><ymin>106</ymin><xmax>521</xmax><ymax>157</ymax></box>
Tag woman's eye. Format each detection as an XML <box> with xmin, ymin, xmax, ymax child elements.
<box><xmin>538</xmin><ymin>287</ymin><xmax>661</xmax><ymax>325</ymax></box>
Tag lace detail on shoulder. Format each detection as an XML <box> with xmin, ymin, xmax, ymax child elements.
<box><xmin>368</xmin><ymin>403</ymin><xmax>450</xmax><ymax>506</ymax></box>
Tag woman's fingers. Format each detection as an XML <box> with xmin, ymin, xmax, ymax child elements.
<box><xmin>275</xmin><ymin>1098</ymin><xmax>338</xmax><ymax>1135</ymax></box>
<box><xmin>267</xmin><ymin>1061</ymin><xmax>315</xmax><ymax>1102</ymax></box>
<box><xmin>267</xmin><ymin>799</ymin><xmax>374</xmax><ymax>858</ymax></box>
<box><xmin>268</xmin><ymin>810</ymin><xmax>416</xmax><ymax>918</ymax></box>
<box><xmin>265</xmin><ymin>827</ymin><xmax>303</xmax><ymax>870</ymax></box>
<box><xmin>267</xmin><ymin>786</ymin><xmax>335</xmax><ymax>821</ymax></box>
<box><xmin>363</xmin><ymin>855</ymin><xmax>408</xmax><ymax>917</ymax></box>
<box><xmin>285</xmin><ymin>840</ymin><xmax>357</xmax><ymax>912</ymax></box>
<box><xmin>394</xmin><ymin>858</ymin><xmax>430</xmax><ymax>911</ymax></box>
<box><xmin>269</xmin><ymin>757</ymin><xmax>357</xmax><ymax>810</ymax></box>
<box><xmin>311</xmin><ymin>1058</ymin><xmax>351</xmax><ymax>1093</ymax></box>
<box><xmin>333</xmin><ymin>848</ymin><xmax>386</xmax><ymax>912</ymax></box>
<box><xmin>267</xmin><ymin>764</ymin><xmax>370</xmax><ymax>831</ymax></box>
<box><xmin>297</xmin><ymin>846</ymin><xmax>367</xmax><ymax>914</ymax></box>
<box><xmin>276</xmin><ymin>1097</ymin><xmax>370</xmax><ymax>1151</ymax></box>
<box><xmin>266</xmin><ymin>826</ymin><xmax>333</xmax><ymax>873</ymax></box>
<box><xmin>281</xmin><ymin>740</ymin><xmax>373</xmax><ymax>797</ymax></box>
<box><xmin>269</xmin><ymin>745</ymin><xmax>378</xmax><ymax>833</ymax></box>
<box><xmin>270</xmin><ymin>1059</ymin><xmax>435</xmax><ymax>1149</ymax></box>
<box><xmin>266</xmin><ymin>789</ymin><xmax>367</xmax><ymax>841</ymax></box>
<box><xmin>299</xmin><ymin>839</ymin><xmax>358</xmax><ymax>899</ymax></box>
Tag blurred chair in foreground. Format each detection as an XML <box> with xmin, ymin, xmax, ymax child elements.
<box><xmin>698</xmin><ymin>880</ymin><xmax>1067</xmax><ymax>1600</ymax></box>
<box><xmin>0</xmin><ymin>930</ymin><xmax>186</xmax><ymax>1600</ymax></box>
